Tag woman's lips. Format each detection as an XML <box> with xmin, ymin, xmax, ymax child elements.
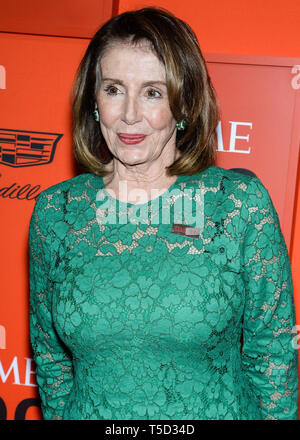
<box><xmin>118</xmin><ymin>133</ymin><xmax>147</xmax><ymax>145</ymax></box>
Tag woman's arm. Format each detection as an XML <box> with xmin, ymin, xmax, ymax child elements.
<box><xmin>241</xmin><ymin>177</ymin><xmax>298</xmax><ymax>420</ymax></box>
<box><xmin>29</xmin><ymin>192</ymin><xmax>74</xmax><ymax>420</ymax></box>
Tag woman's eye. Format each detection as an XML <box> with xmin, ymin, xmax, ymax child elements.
<box><xmin>104</xmin><ymin>85</ymin><xmax>120</xmax><ymax>95</ymax></box>
<box><xmin>146</xmin><ymin>88</ymin><xmax>161</xmax><ymax>98</ymax></box>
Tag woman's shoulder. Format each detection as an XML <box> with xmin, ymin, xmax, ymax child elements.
<box><xmin>38</xmin><ymin>172</ymin><xmax>101</xmax><ymax>197</ymax></box>
<box><xmin>187</xmin><ymin>164</ymin><xmax>273</xmax><ymax>207</ymax></box>
<box><xmin>35</xmin><ymin>172</ymin><xmax>103</xmax><ymax>204</ymax></box>
<box><xmin>198</xmin><ymin>164</ymin><xmax>255</xmax><ymax>183</ymax></box>
<box><xmin>29</xmin><ymin>172</ymin><xmax>103</xmax><ymax>234</ymax></box>
<box><xmin>202</xmin><ymin>165</ymin><xmax>278</xmax><ymax>219</ymax></box>
<box><xmin>185</xmin><ymin>164</ymin><xmax>258</xmax><ymax>190</ymax></box>
<box><xmin>31</xmin><ymin>172</ymin><xmax>103</xmax><ymax>221</ymax></box>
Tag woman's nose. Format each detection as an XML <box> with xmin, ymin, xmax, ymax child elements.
<box><xmin>122</xmin><ymin>95</ymin><xmax>141</xmax><ymax>125</ymax></box>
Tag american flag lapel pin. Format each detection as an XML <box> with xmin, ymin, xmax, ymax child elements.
<box><xmin>171</xmin><ymin>223</ymin><xmax>200</xmax><ymax>238</ymax></box>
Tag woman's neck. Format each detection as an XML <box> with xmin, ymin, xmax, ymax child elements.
<box><xmin>102</xmin><ymin>149</ymin><xmax>181</xmax><ymax>204</ymax></box>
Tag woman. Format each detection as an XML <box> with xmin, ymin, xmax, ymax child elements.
<box><xmin>29</xmin><ymin>7</ymin><xmax>298</xmax><ymax>420</ymax></box>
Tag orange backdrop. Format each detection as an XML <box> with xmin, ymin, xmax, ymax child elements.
<box><xmin>0</xmin><ymin>0</ymin><xmax>299</xmax><ymax>420</ymax></box>
<box><xmin>0</xmin><ymin>1</ymin><xmax>114</xmax><ymax>420</ymax></box>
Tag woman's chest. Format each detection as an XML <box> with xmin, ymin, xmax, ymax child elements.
<box><xmin>50</xmin><ymin>220</ymin><xmax>246</xmax><ymax>353</ymax></box>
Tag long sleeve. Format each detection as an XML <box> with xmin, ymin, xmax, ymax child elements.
<box><xmin>241</xmin><ymin>177</ymin><xmax>298</xmax><ymax>420</ymax></box>
<box><xmin>29</xmin><ymin>192</ymin><xmax>74</xmax><ymax>420</ymax></box>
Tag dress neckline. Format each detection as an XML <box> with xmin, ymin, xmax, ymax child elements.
<box><xmin>99</xmin><ymin>174</ymin><xmax>182</xmax><ymax>208</ymax></box>
<box><xmin>98</xmin><ymin>165</ymin><xmax>215</xmax><ymax>208</ymax></box>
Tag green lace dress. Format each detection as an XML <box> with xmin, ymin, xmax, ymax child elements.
<box><xmin>29</xmin><ymin>165</ymin><xmax>298</xmax><ymax>420</ymax></box>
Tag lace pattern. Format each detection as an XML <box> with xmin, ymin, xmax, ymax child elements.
<box><xmin>29</xmin><ymin>165</ymin><xmax>298</xmax><ymax>420</ymax></box>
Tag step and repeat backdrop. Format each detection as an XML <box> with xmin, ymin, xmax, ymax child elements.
<box><xmin>0</xmin><ymin>0</ymin><xmax>299</xmax><ymax>420</ymax></box>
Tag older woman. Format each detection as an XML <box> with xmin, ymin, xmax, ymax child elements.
<box><xmin>29</xmin><ymin>7</ymin><xmax>298</xmax><ymax>420</ymax></box>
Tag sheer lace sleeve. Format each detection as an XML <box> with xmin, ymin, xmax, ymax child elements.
<box><xmin>241</xmin><ymin>177</ymin><xmax>298</xmax><ymax>420</ymax></box>
<box><xmin>29</xmin><ymin>192</ymin><xmax>74</xmax><ymax>420</ymax></box>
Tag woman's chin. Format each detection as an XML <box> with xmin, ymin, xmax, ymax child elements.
<box><xmin>117</xmin><ymin>152</ymin><xmax>149</xmax><ymax>167</ymax></box>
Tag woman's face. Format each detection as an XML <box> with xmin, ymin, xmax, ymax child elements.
<box><xmin>96</xmin><ymin>42</ymin><xmax>177</xmax><ymax>168</ymax></box>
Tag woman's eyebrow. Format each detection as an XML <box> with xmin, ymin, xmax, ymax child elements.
<box><xmin>101</xmin><ymin>78</ymin><xmax>167</xmax><ymax>87</ymax></box>
<box><xmin>101</xmin><ymin>78</ymin><xmax>124</xmax><ymax>84</ymax></box>
<box><xmin>143</xmin><ymin>80</ymin><xmax>167</xmax><ymax>87</ymax></box>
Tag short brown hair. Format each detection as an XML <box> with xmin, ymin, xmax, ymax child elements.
<box><xmin>72</xmin><ymin>7</ymin><xmax>220</xmax><ymax>176</ymax></box>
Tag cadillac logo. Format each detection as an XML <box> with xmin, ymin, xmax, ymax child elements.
<box><xmin>0</xmin><ymin>128</ymin><xmax>62</xmax><ymax>167</ymax></box>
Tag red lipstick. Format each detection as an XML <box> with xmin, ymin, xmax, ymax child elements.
<box><xmin>118</xmin><ymin>133</ymin><xmax>146</xmax><ymax>145</ymax></box>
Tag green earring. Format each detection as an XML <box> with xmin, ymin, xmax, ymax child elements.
<box><xmin>93</xmin><ymin>107</ymin><xmax>100</xmax><ymax>122</ymax></box>
<box><xmin>176</xmin><ymin>117</ymin><xmax>188</xmax><ymax>131</ymax></box>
